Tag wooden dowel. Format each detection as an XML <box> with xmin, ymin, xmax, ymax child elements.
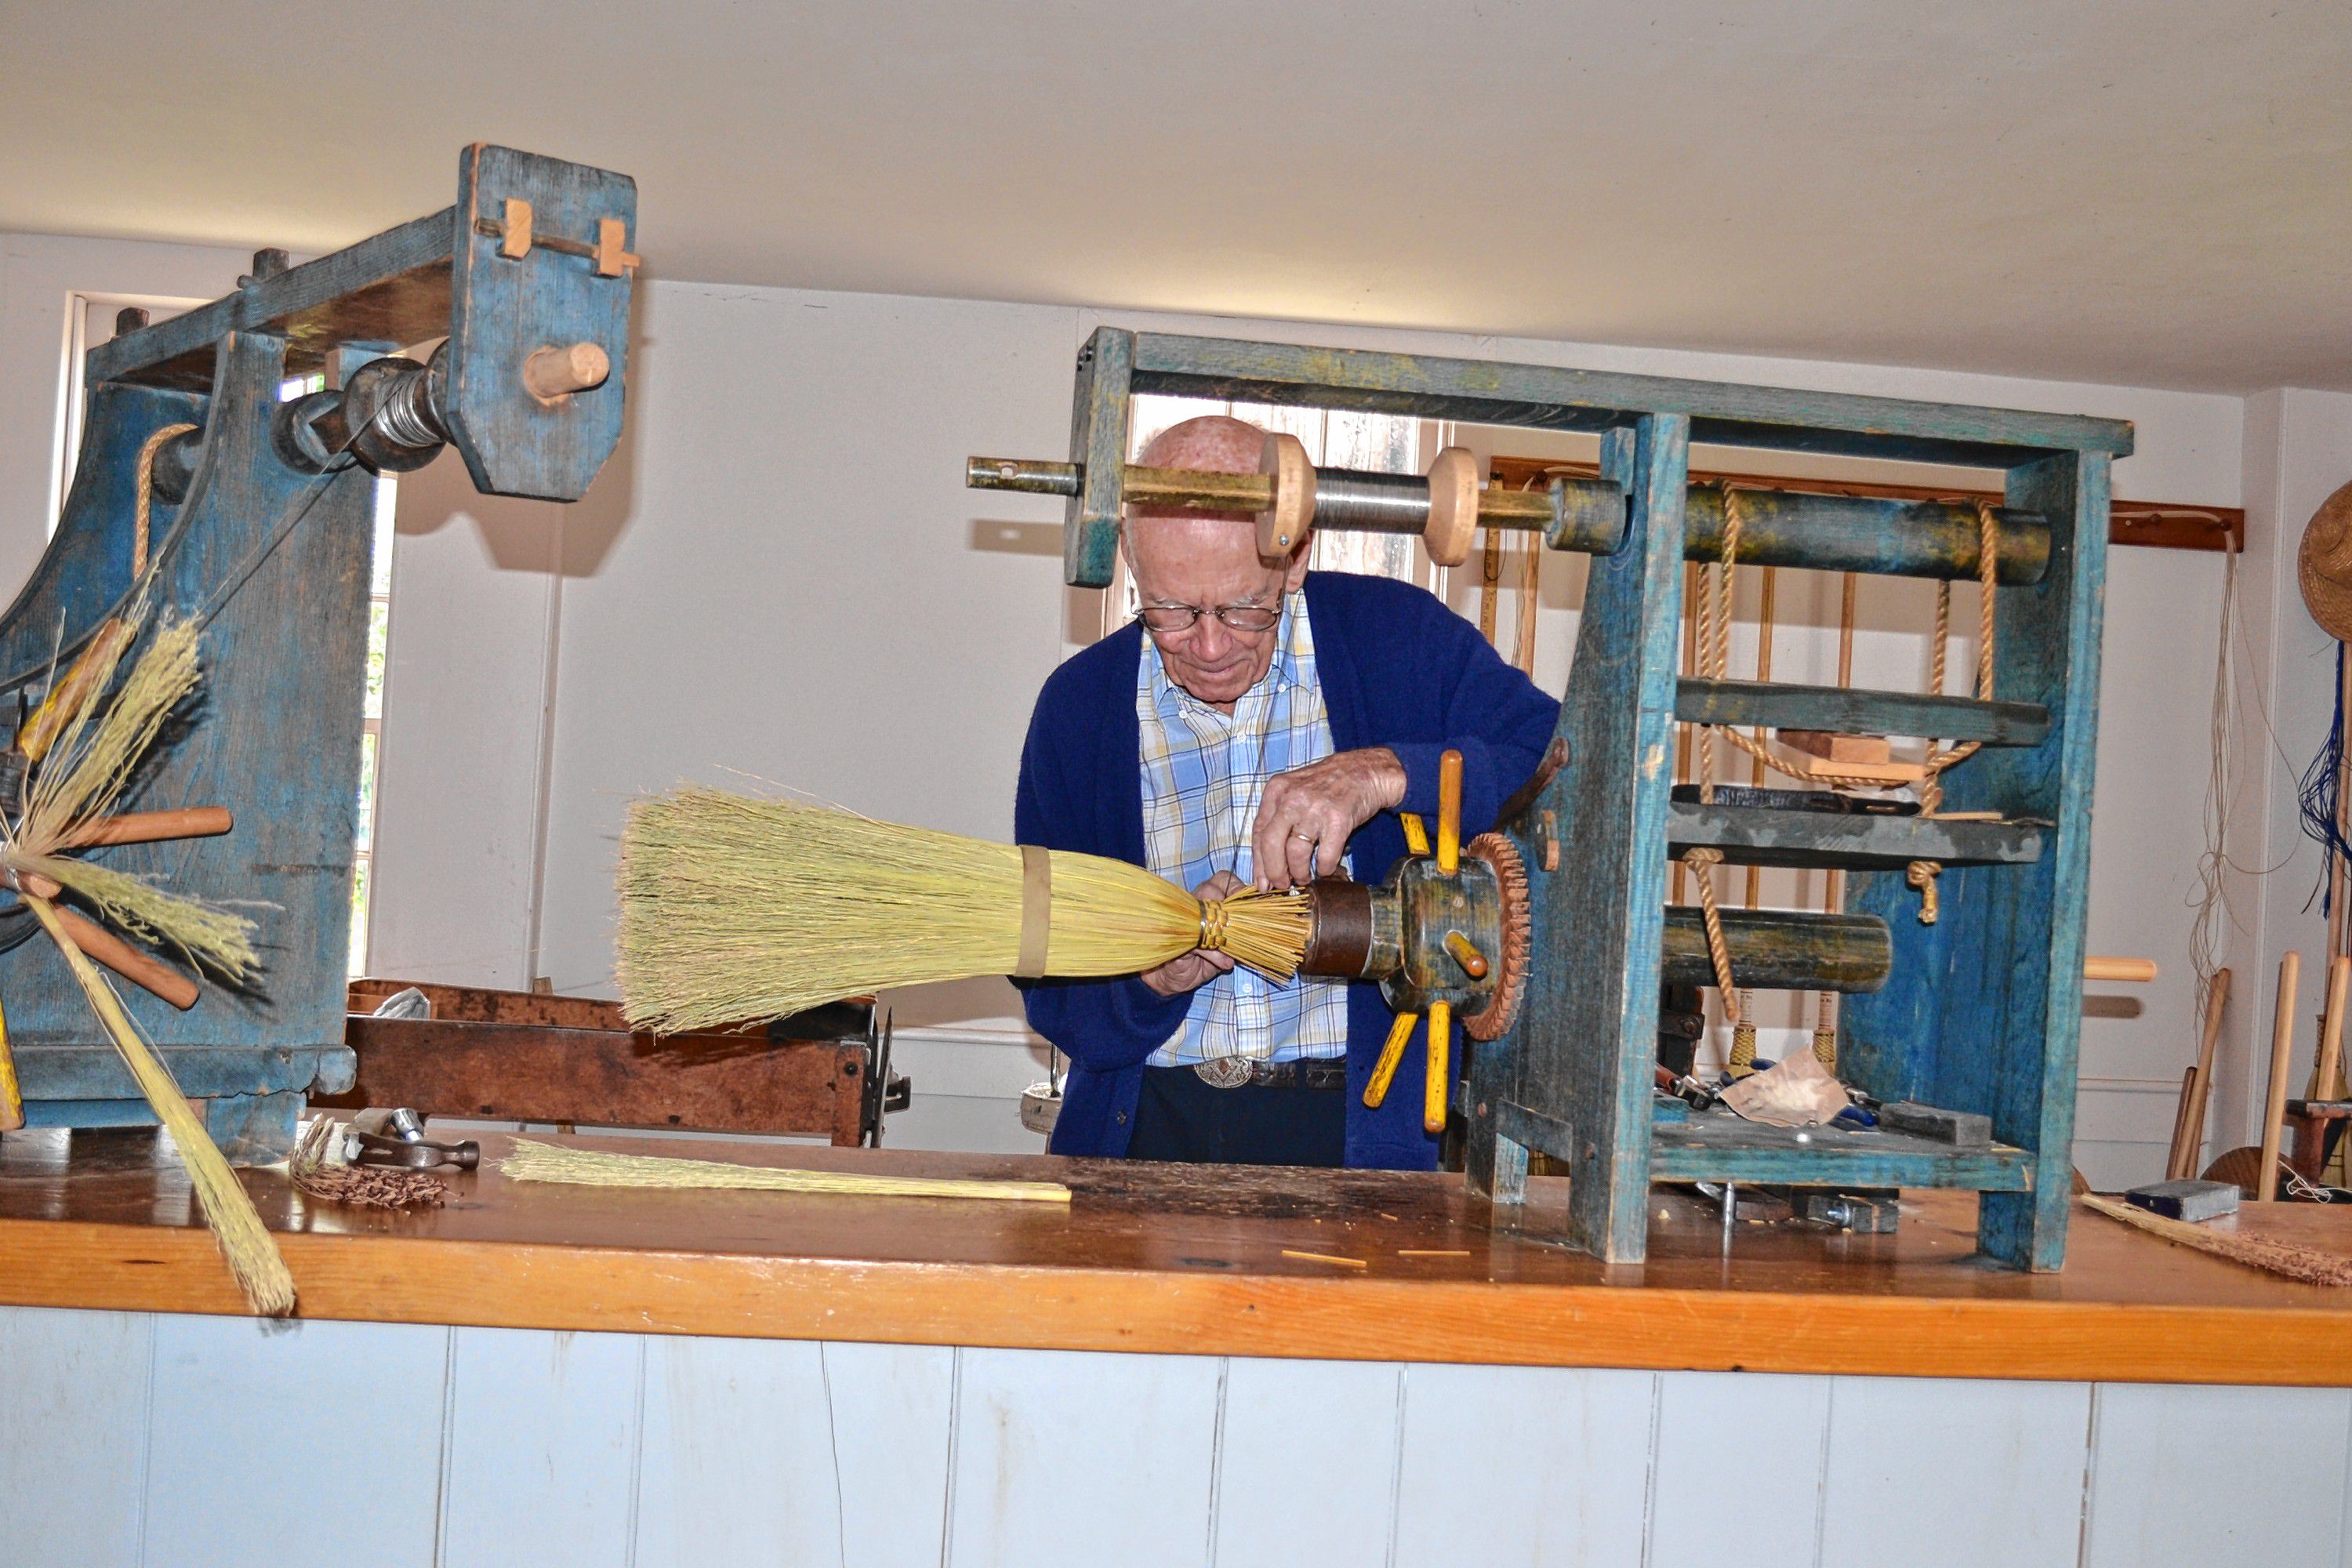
<box><xmin>1425</xmin><ymin>1001</ymin><xmax>1452</xmax><ymax>1135</ymax></box>
<box><xmin>58</xmin><ymin>807</ymin><xmax>233</xmax><ymax>850</ymax></box>
<box><xmin>1836</xmin><ymin>573</ymin><xmax>1857</xmax><ymax>688</ymax></box>
<box><xmin>2259</xmin><ymin>953</ymin><xmax>2301</xmax><ymax>1201</ymax></box>
<box><xmin>2082</xmin><ymin>956</ymin><xmax>2158</xmax><ymax>982</ymax></box>
<box><xmin>2164</xmin><ymin>1066</ymin><xmax>2199</xmax><ymax>1183</ymax></box>
<box><xmin>2170</xmin><ymin>968</ymin><xmax>2231</xmax><ymax>1180</ymax></box>
<box><xmin>2313</xmin><ymin>956</ymin><xmax>2351</xmax><ymax>1102</ymax></box>
<box><xmin>0</xmin><ymin>1015</ymin><xmax>20</xmax><ymax>1132</ymax></box>
<box><xmin>50</xmin><ymin>906</ymin><xmax>198</xmax><ymax>1011</ymax></box>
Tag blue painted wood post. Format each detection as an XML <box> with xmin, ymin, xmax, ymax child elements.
<box><xmin>1468</xmin><ymin>414</ymin><xmax>1688</xmax><ymax>1261</ymax></box>
<box><xmin>1063</xmin><ymin>328</ymin><xmax>1134</xmax><ymax>589</ymax></box>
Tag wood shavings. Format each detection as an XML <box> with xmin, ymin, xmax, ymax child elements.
<box><xmin>289</xmin><ymin>1119</ymin><xmax>446</xmax><ymax>1210</ymax></box>
<box><xmin>2082</xmin><ymin>1193</ymin><xmax>2352</xmax><ymax>1287</ymax></box>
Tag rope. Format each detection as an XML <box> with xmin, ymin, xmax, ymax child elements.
<box><xmin>1679</xmin><ymin>845</ymin><xmax>1741</xmax><ymax>1029</ymax></box>
<box><xmin>132</xmin><ymin>423</ymin><xmax>198</xmax><ymax>580</ymax></box>
<box><xmin>1906</xmin><ymin>501</ymin><xmax>2002</xmax><ymax>920</ymax></box>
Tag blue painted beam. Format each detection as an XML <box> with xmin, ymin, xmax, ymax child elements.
<box><xmin>1650</xmin><ymin>1117</ymin><xmax>2033</xmax><ymax>1189</ymax></box>
<box><xmin>1675</xmin><ymin>678</ymin><xmax>2050</xmax><ymax>745</ymax></box>
<box><xmin>1128</xmin><ymin>334</ymin><xmax>2134</xmax><ymax>466</ymax></box>
<box><xmin>1666</xmin><ymin>803</ymin><xmax>2044</xmax><ymax>871</ymax></box>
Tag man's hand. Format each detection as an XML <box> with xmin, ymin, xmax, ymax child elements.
<box><xmin>1138</xmin><ymin>871</ymin><xmax>1244</xmax><ymax>996</ymax></box>
<box><xmin>1252</xmin><ymin>747</ymin><xmax>1408</xmax><ymax>891</ymax></box>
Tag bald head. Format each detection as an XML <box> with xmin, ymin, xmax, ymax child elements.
<box><xmin>1123</xmin><ymin>415</ymin><xmax>1312</xmax><ymax>710</ymax></box>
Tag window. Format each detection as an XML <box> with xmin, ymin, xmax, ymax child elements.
<box><xmin>1110</xmin><ymin>394</ymin><xmax>1429</xmax><ymax>632</ymax></box>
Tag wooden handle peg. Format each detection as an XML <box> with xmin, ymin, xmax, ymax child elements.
<box><xmin>60</xmin><ymin>806</ymin><xmax>233</xmax><ymax>850</ymax></box>
<box><xmin>1436</xmin><ymin>749</ymin><xmax>1463</xmax><ymax>874</ymax></box>
<box><xmin>1425</xmin><ymin>1001</ymin><xmax>1452</xmax><ymax>1135</ymax></box>
<box><xmin>1365</xmin><ymin>1010</ymin><xmax>1418</xmax><ymax>1109</ymax></box>
<box><xmin>523</xmin><ymin>343</ymin><xmax>611</xmax><ymax>403</ymax></box>
<box><xmin>2259</xmin><ymin>953</ymin><xmax>2300</xmax><ymax>1200</ymax></box>
<box><xmin>2083</xmin><ymin>956</ymin><xmax>2158</xmax><ymax>982</ymax></box>
<box><xmin>51</xmin><ymin>906</ymin><xmax>198</xmax><ymax>1011</ymax></box>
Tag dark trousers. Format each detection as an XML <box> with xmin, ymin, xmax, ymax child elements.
<box><xmin>1126</xmin><ymin>1065</ymin><xmax>1346</xmax><ymax>1167</ymax></box>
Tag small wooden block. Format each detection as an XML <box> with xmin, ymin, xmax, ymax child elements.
<box><xmin>593</xmin><ymin>216</ymin><xmax>641</xmax><ymax>278</ymax></box>
<box><xmin>1879</xmin><ymin>1101</ymin><xmax>1992</xmax><ymax>1149</ymax></box>
<box><xmin>1777</xmin><ymin>728</ymin><xmax>1892</xmax><ymax>765</ymax></box>
<box><xmin>499</xmin><ymin>198</ymin><xmax>534</xmax><ymax>260</ymax></box>
<box><xmin>1424</xmin><ymin>446</ymin><xmax>1479</xmax><ymax>568</ymax></box>
<box><xmin>1771</xmin><ymin>745</ymin><xmax>1927</xmax><ymax>784</ymax></box>
<box><xmin>2124</xmin><ymin>1179</ymin><xmax>2239</xmax><ymax>1223</ymax></box>
<box><xmin>1254</xmin><ymin>431</ymin><xmax>1315</xmax><ymax>561</ymax></box>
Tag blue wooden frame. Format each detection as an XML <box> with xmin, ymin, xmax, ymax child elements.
<box><xmin>1067</xmin><ymin>327</ymin><xmax>2126</xmax><ymax>1269</ymax></box>
<box><xmin>3</xmin><ymin>147</ymin><xmax>634</xmax><ymax>1161</ymax></box>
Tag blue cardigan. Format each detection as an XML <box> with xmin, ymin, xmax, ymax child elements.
<box><xmin>1014</xmin><ymin>571</ymin><xmax>1561</xmax><ymax>1168</ymax></box>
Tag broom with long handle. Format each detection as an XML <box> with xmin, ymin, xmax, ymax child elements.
<box><xmin>617</xmin><ymin>788</ymin><xmax>1312</xmax><ymax>1034</ymax></box>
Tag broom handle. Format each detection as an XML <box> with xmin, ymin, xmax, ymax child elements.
<box><xmin>2310</xmin><ymin>956</ymin><xmax>2350</xmax><ymax>1101</ymax></box>
<box><xmin>2172</xmin><ymin>968</ymin><xmax>2230</xmax><ymax>1180</ymax></box>
<box><xmin>2260</xmin><ymin>953</ymin><xmax>2300</xmax><ymax>1200</ymax></box>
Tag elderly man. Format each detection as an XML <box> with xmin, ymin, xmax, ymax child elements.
<box><xmin>1014</xmin><ymin>416</ymin><xmax>1559</xmax><ymax>1169</ymax></box>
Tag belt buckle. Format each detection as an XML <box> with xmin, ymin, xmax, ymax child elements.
<box><xmin>1194</xmin><ymin>1057</ymin><xmax>1254</xmax><ymax>1090</ymax></box>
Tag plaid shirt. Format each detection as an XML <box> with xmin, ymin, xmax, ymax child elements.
<box><xmin>1136</xmin><ymin>595</ymin><xmax>1353</xmax><ymax>1065</ymax></box>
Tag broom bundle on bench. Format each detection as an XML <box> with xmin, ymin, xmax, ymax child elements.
<box><xmin>616</xmin><ymin>787</ymin><xmax>1312</xmax><ymax>1034</ymax></box>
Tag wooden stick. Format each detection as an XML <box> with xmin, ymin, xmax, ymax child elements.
<box><xmin>2170</xmin><ymin>967</ymin><xmax>2231</xmax><ymax>1180</ymax></box>
<box><xmin>50</xmin><ymin>906</ymin><xmax>198</xmax><ymax>1010</ymax></box>
<box><xmin>59</xmin><ymin>806</ymin><xmax>233</xmax><ymax>850</ymax></box>
<box><xmin>1515</xmin><ymin>530</ymin><xmax>1540</xmax><ymax>676</ymax></box>
<box><xmin>2164</xmin><ymin>1066</ymin><xmax>2199</xmax><ymax>1182</ymax></box>
<box><xmin>2260</xmin><ymin>953</ymin><xmax>2301</xmax><ymax>1200</ymax></box>
<box><xmin>2314</xmin><ymin>956</ymin><xmax>2351</xmax><ymax>1102</ymax></box>
<box><xmin>1836</xmin><ymin>573</ymin><xmax>1857</xmax><ymax>688</ymax></box>
<box><xmin>2083</xmin><ymin>956</ymin><xmax>2159</xmax><ymax>982</ymax></box>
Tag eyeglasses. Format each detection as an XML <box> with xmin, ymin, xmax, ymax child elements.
<box><xmin>1137</xmin><ymin>599</ymin><xmax>1283</xmax><ymax>635</ymax></box>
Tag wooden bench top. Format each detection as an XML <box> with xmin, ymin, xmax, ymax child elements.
<box><xmin>2</xmin><ymin>1126</ymin><xmax>2347</xmax><ymax>1385</ymax></box>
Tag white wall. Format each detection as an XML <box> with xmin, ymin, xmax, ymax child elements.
<box><xmin>0</xmin><ymin>229</ymin><xmax>2304</xmax><ymax>1178</ymax></box>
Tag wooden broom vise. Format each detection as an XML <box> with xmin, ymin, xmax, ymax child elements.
<box><xmin>615</xmin><ymin>787</ymin><xmax>1312</xmax><ymax>1034</ymax></box>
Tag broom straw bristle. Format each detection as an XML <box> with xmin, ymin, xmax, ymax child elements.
<box><xmin>617</xmin><ymin>788</ymin><xmax>1311</xmax><ymax>1033</ymax></box>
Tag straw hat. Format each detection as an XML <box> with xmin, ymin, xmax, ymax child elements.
<box><xmin>2299</xmin><ymin>480</ymin><xmax>2352</xmax><ymax>642</ymax></box>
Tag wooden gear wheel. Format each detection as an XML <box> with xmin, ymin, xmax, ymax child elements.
<box><xmin>1461</xmin><ymin>832</ymin><xmax>1531</xmax><ymax>1040</ymax></box>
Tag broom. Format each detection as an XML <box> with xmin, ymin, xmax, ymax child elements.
<box><xmin>616</xmin><ymin>787</ymin><xmax>1312</xmax><ymax>1034</ymax></box>
<box><xmin>2</xmin><ymin>611</ymin><xmax>284</xmax><ymax>1315</ymax></box>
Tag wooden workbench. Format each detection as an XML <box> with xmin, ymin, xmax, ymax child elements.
<box><xmin>2</xmin><ymin>1125</ymin><xmax>2347</xmax><ymax>1386</ymax></box>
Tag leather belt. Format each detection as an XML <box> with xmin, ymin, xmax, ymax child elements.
<box><xmin>1190</xmin><ymin>1058</ymin><xmax>1348</xmax><ymax>1091</ymax></box>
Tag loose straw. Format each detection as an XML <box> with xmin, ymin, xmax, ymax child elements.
<box><xmin>2082</xmin><ymin>1194</ymin><xmax>2352</xmax><ymax>1288</ymax></box>
<box><xmin>499</xmin><ymin>1139</ymin><xmax>1073</xmax><ymax>1204</ymax></box>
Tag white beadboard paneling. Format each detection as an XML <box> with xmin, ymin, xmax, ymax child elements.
<box><xmin>822</xmin><ymin>1341</ymin><xmax>956</xmax><ymax>1566</ymax></box>
<box><xmin>1390</xmin><ymin>1363</ymin><xmax>1656</xmax><ymax>1568</ymax></box>
<box><xmin>1210</xmin><ymin>1356</ymin><xmax>1403</xmax><ymax>1568</ymax></box>
<box><xmin>1819</xmin><ymin>1376</ymin><xmax>2092</xmax><ymax>1568</ymax></box>
<box><xmin>948</xmin><ymin>1346</ymin><xmax>1222</xmax><ymax>1568</ymax></box>
<box><xmin>1649</xmin><ymin>1371</ymin><xmax>1831</xmax><ymax>1568</ymax></box>
<box><xmin>634</xmin><ymin>1335</ymin><xmax>839</xmax><ymax>1568</ymax></box>
<box><xmin>0</xmin><ymin>1305</ymin><xmax>153</xmax><ymax>1568</ymax></box>
<box><xmin>2084</xmin><ymin>1382</ymin><xmax>2350</xmax><ymax>1568</ymax></box>
<box><xmin>441</xmin><ymin>1327</ymin><xmax>645</xmax><ymax>1568</ymax></box>
<box><xmin>144</xmin><ymin>1315</ymin><xmax>447</xmax><ymax>1568</ymax></box>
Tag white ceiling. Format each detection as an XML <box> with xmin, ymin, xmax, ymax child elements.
<box><xmin>3</xmin><ymin>1</ymin><xmax>2346</xmax><ymax>393</ymax></box>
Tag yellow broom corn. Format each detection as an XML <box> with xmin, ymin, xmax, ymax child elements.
<box><xmin>616</xmin><ymin>787</ymin><xmax>1312</xmax><ymax>1034</ymax></box>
